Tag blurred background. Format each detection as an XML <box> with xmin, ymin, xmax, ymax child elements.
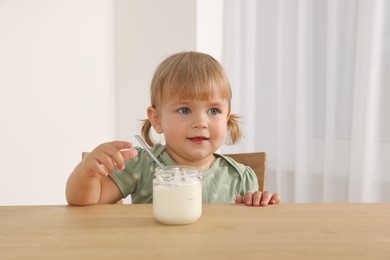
<box><xmin>1</xmin><ymin>0</ymin><xmax>388</xmax><ymax>205</ymax></box>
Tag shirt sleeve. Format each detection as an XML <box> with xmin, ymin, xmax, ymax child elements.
<box><xmin>216</xmin><ymin>154</ymin><xmax>259</xmax><ymax>196</ymax></box>
<box><xmin>239</xmin><ymin>166</ymin><xmax>259</xmax><ymax>195</ymax></box>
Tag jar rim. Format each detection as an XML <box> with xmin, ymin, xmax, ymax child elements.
<box><xmin>154</xmin><ymin>165</ymin><xmax>201</xmax><ymax>184</ymax></box>
<box><xmin>156</xmin><ymin>165</ymin><xmax>198</xmax><ymax>170</ymax></box>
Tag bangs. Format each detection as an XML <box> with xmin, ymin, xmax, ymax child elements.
<box><xmin>151</xmin><ymin>52</ymin><xmax>232</xmax><ymax>107</ymax></box>
<box><xmin>165</xmin><ymin>74</ymin><xmax>231</xmax><ymax>102</ymax></box>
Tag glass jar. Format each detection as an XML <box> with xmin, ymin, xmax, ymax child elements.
<box><xmin>153</xmin><ymin>166</ymin><xmax>202</xmax><ymax>224</ymax></box>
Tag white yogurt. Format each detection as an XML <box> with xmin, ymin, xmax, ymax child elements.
<box><xmin>153</xmin><ymin>166</ymin><xmax>202</xmax><ymax>224</ymax></box>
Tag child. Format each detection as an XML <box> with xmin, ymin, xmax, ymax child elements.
<box><xmin>66</xmin><ymin>51</ymin><xmax>280</xmax><ymax>207</ymax></box>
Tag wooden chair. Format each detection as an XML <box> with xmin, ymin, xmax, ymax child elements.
<box><xmin>82</xmin><ymin>151</ymin><xmax>266</xmax><ymax>192</ymax></box>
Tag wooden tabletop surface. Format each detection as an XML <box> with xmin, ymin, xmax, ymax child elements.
<box><xmin>1</xmin><ymin>203</ymin><xmax>389</xmax><ymax>259</ymax></box>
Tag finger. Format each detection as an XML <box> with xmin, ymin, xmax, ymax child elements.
<box><xmin>96</xmin><ymin>152</ymin><xmax>116</xmax><ymax>173</ymax></box>
<box><xmin>83</xmin><ymin>158</ymin><xmax>109</xmax><ymax>177</ymax></box>
<box><xmin>260</xmin><ymin>191</ymin><xmax>272</xmax><ymax>206</ymax></box>
<box><xmin>244</xmin><ymin>192</ymin><xmax>253</xmax><ymax>206</ymax></box>
<box><xmin>109</xmin><ymin>142</ymin><xmax>136</xmax><ymax>169</ymax></box>
<box><xmin>120</xmin><ymin>148</ymin><xmax>138</xmax><ymax>161</ymax></box>
<box><xmin>98</xmin><ymin>142</ymin><xmax>133</xmax><ymax>171</ymax></box>
<box><xmin>252</xmin><ymin>191</ymin><xmax>262</xmax><ymax>207</ymax></box>
<box><xmin>97</xmin><ymin>163</ymin><xmax>110</xmax><ymax>177</ymax></box>
<box><xmin>235</xmin><ymin>194</ymin><xmax>244</xmax><ymax>204</ymax></box>
<box><xmin>270</xmin><ymin>193</ymin><xmax>281</xmax><ymax>204</ymax></box>
<box><xmin>110</xmin><ymin>141</ymin><xmax>133</xmax><ymax>150</ymax></box>
<box><xmin>105</xmin><ymin>151</ymin><xmax>125</xmax><ymax>171</ymax></box>
<box><xmin>113</xmin><ymin>148</ymin><xmax>138</xmax><ymax>170</ymax></box>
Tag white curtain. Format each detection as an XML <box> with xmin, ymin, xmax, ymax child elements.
<box><xmin>220</xmin><ymin>0</ymin><xmax>390</xmax><ymax>202</ymax></box>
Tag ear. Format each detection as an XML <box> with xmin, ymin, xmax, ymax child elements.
<box><xmin>147</xmin><ymin>106</ymin><xmax>163</xmax><ymax>133</ymax></box>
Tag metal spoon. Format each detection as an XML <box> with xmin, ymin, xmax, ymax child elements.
<box><xmin>134</xmin><ymin>135</ymin><xmax>166</xmax><ymax>170</ymax></box>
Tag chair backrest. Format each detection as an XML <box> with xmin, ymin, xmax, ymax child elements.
<box><xmin>82</xmin><ymin>152</ymin><xmax>90</xmax><ymax>160</ymax></box>
<box><xmin>82</xmin><ymin>151</ymin><xmax>266</xmax><ymax>191</ymax></box>
<box><xmin>223</xmin><ymin>152</ymin><xmax>266</xmax><ymax>191</ymax></box>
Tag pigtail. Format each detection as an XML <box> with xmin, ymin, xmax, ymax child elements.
<box><xmin>226</xmin><ymin>114</ymin><xmax>242</xmax><ymax>144</ymax></box>
<box><xmin>140</xmin><ymin>119</ymin><xmax>155</xmax><ymax>147</ymax></box>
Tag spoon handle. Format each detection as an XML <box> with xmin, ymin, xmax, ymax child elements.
<box><xmin>134</xmin><ymin>135</ymin><xmax>166</xmax><ymax>169</ymax></box>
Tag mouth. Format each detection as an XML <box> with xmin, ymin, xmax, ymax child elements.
<box><xmin>188</xmin><ymin>136</ymin><xmax>209</xmax><ymax>143</ymax></box>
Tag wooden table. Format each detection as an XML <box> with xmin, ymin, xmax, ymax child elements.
<box><xmin>1</xmin><ymin>204</ymin><xmax>389</xmax><ymax>259</ymax></box>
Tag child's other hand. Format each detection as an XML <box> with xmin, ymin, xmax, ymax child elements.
<box><xmin>236</xmin><ymin>191</ymin><xmax>281</xmax><ymax>207</ymax></box>
<box><xmin>82</xmin><ymin>141</ymin><xmax>138</xmax><ymax>177</ymax></box>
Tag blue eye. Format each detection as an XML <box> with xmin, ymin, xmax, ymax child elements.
<box><xmin>208</xmin><ymin>108</ymin><xmax>220</xmax><ymax>115</ymax></box>
<box><xmin>178</xmin><ymin>107</ymin><xmax>191</xmax><ymax>114</ymax></box>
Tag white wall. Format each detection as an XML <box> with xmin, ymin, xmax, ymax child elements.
<box><xmin>197</xmin><ymin>0</ymin><xmax>223</xmax><ymax>62</ymax></box>
<box><xmin>0</xmin><ymin>0</ymin><xmax>199</xmax><ymax>205</ymax></box>
<box><xmin>114</xmin><ymin>0</ymin><xmax>222</xmax><ymax>143</ymax></box>
<box><xmin>114</xmin><ymin>0</ymin><xmax>196</xmax><ymax>143</ymax></box>
<box><xmin>0</xmin><ymin>0</ymin><xmax>115</xmax><ymax>205</ymax></box>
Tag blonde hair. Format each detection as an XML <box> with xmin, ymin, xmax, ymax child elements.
<box><xmin>141</xmin><ymin>51</ymin><xmax>242</xmax><ymax>146</ymax></box>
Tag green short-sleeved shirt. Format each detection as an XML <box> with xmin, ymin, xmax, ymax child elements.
<box><xmin>110</xmin><ymin>144</ymin><xmax>258</xmax><ymax>204</ymax></box>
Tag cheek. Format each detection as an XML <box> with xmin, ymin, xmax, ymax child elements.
<box><xmin>213</xmin><ymin>119</ymin><xmax>229</xmax><ymax>137</ymax></box>
<box><xmin>161</xmin><ymin>122</ymin><xmax>187</xmax><ymax>144</ymax></box>
<box><xmin>161</xmin><ymin>116</ymin><xmax>184</xmax><ymax>134</ymax></box>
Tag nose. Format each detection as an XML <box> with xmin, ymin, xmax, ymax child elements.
<box><xmin>192</xmin><ymin>114</ymin><xmax>208</xmax><ymax>129</ymax></box>
<box><xmin>192</xmin><ymin>121</ymin><xmax>208</xmax><ymax>129</ymax></box>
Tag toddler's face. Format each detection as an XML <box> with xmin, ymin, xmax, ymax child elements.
<box><xmin>157</xmin><ymin>97</ymin><xmax>229</xmax><ymax>169</ymax></box>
